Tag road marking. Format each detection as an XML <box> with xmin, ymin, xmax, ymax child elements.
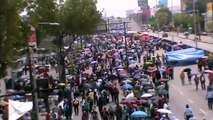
<box><xmin>199</xmin><ymin>108</ymin><xmax>207</xmax><ymax>115</ymax></box>
<box><xmin>172</xmin><ymin>84</ymin><xmax>176</xmax><ymax>88</ymax></box>
<box><xmin>188</xmin><ymin>99</ymin><xmax>194</xmax><ymax>103</ymax></box>
<box><xmin>178</xmin><ymin>90</ymin><xmax>183</xmax><ymax>95</ymax></box>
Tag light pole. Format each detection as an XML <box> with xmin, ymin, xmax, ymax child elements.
<box><xmin>171</xmin><ymin>0</ymin><xmax>174</xmax><ymax>42</ymax></box>
<box><xmin>193</xmin><ymin>0</ymin><xmax>198</xmax><ymax>48</ymax></box>
<box><xmin>37</xmin><ymin>22</ymin><xmax>62</xmax><ymax>114</ymax></box>
<box><xmin>123</xmin><ymin>22</ymin><xmax>129</xmax><ymax>70</ymax></box>
<box><xmin>27</xmin><ymin>40</ymin><xmax>39</xmax><ymax>120</ymax></box>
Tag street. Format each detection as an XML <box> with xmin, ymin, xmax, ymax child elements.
<box><xmin>129</xmin><ymin>19</ymin><xmax>213</xmax><ymax>119</ymax></box>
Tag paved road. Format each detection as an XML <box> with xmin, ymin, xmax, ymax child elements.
<box><xmin>151</xmin><ymin>32</ymin><xmax>213</xmax><ymax>53</ymax></box>
<box><xmin>170</xmin><ymin>32</ymin><xmax>213</xmax><ymax>44</ymax></box>
<box><xmin>129</xmin><ymin>19</ymin><xmax>213</xmax><ymax>119</ymax></box>
<box><xmin>156</xmin><ymin>50</ymin><xmax>211</xmax><ymax>120</ymax></box>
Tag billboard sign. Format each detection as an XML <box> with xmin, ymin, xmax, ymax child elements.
<box><xmin>207</xmin><ymin>2</ymin><xmax>213</xmax><ymax>20</ymax></box>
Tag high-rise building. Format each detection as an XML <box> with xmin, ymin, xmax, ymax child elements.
<box><xmin>137</xmin><ymin>0</ymin><xmax>151</xmax><ymax>23</ymax></box>
<box><xmin>158</xmin><ymin>0</ymin><xmax>168</xmax><ymax>8</ymax></box>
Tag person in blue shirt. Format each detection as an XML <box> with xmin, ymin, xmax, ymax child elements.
<box><xmin>184</xmin><ymin>104</ymin><xmax>193</xmax><ymax>120</ymax></box>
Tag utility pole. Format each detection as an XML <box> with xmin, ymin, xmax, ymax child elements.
<box><xmin>27</xmin><ymin>46</ymin><xmax>39</xmax><ymax>120</ymax></box>
<box><xmin>171</xmin><ymin>0</ymin><xmax>174</xmax><ymax>42</ymax></box>
<box><xmin>123</xmin><ymin>22</ymin><xmax>129</xmax><ymax>70</ymax></box>
<box><xmin>193</xmin><ymin>0</ymin><xmax>198</xmax><ymax>48</ymax></box>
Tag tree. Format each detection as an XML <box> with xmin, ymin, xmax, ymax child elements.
<box><xmin>0</xmin><ymin>0</ymin><xmax>30</xmax><ymax>78</ymax></box>
<box><xmin>173</xmin><ymin>13</ymin><xmax>193</xmax><ymax>28</ymax></box>
<box><xmin>26</xmin><ymin>0</ymin><xmax>101</xmax><ymax>82</ymax></box>
<box><xmin>206</xmin><ymin>21</ymin><xmax>213</xmax><ymax>32</ymax></box>
<box><xmin>59</xmin><ymin>0</ymin><xmax>101</xmax><ymax>82</ymax></box>
<box><xmin>155</xmin><ymin>8</ymin><xmax>172</xmax><ymax>28</ymax></box>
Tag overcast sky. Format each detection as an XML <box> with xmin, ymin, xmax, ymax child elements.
<box><xmin>96</xmin><ymin>0</ymin><xmax>181</xmax><ymax>17</ymax></box>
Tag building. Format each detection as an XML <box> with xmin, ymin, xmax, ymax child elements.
<box><xmin>158</xmin><ymin>0</ymin><xmax>168</xmax><ymax>8</ymax></box>
<box><xmin>137</xmin><ymin>0</ymin><xmax>151</xmax><ymax>23</ymax></box>
<box><xmin>126</xmin><ymin>10</ymin><xmax>135</xmax><ymax>17</ymax></box>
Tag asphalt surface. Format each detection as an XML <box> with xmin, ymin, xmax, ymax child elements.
<box><xmin>131</xmin><ymin>19</ymin><xmax>213</xmax><ymax>119</ymax></box>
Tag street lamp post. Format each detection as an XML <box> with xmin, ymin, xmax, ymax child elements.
<box><xmin>171</xmin><ymin>0</ymin><xmax>174</xmax><ymax>42</ymax></box>
<box><xmin>193</xmin><ymin>0</ymin><xmax>198</xmax><ymax>48</ymax></box>
<box><xmin>123</xmin><ymin>22</ymin><xmax>129</xmax><ymax>70</ymax></box>
<box><xmin>27</xmin><ymin>46</ymin><xmax>39</xmax><ymax>120</ymax></box>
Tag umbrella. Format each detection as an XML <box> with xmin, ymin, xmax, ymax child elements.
<box><xmin>131</xmin><ymin>111</ymin><xmax>148</xmax><ymax>118</ymax></box>
<box><xmin>138</xmin><ymin>99</ymin><xmax>148</xmax><ymax>104</ymax></box>
<box><xmin>91</xmin><ymin>61</ymin><xmax>98</xmax><ymax>64</ymax></box>
<box><xmin>141</xmin><ymin>93</ymin><xmax>152</xmax><ymax>98</ymax></box>
<box><xmin>126</xmin><ymin>92</ymin><xmax>134</xmax><ymax>99</ymax></box>
<box><xmin>204</xmin><ymin>70</ymin><xmax>213</xmax><ymax>73</ymax></box>
<box><xmin>12</xmin><ymin>95</ymin><xmax>23</xmax><ymax>100</ymax></box>
<box><xmin>157</xmin><ymin>109</ymin><xmax>172</xmax><ymax>114</ymax></box>
<box><xmin>7</xmin><ymin>89</ymin><xmax>15</xmax><ymax>93</ymax></box>
<box><xmin>83</xmin><ymin>83</ymin><xmax>92</xmax><ymax>89</ymax></box>
<box><xmin>123</xmin><ymin>79</ymin><xmax>132</xmax><ymax>83</ymax></box>
<box><xmin>104</xmin><ymin>82</ymin><xmax>114</xmax><ymax>88</ymax></box>
<box><xmin>122</xmin><ymin>84</ymin><xmax>133</xmax><ymax>90</ymax></box>
<box><xmin>122</xmin><ymin>84</ymin><xmax>133</xmax><ymax>89</ymax></box>
<box><xmin>129</xmin><ymin>60</ymin><xmax>137</xmax><ymax>64</ymax></box>
<box><xmin>157</xmin><ymin>84</ymin><xmax>165</xmax><ymax>90</ymax></box>
<box><xmin>183</xmin><ymin>68</ymin><xmax>191</xmax><ymax>72</ymax></box>
<box><xmin>120</xmin><ymin>98</ymin><xmax>136</xmax><ymax>104</ymax></box>
<box><xmin>129</xmin><ymin>64</ymin><xmax>137</xmax><ymax>68</ymax></box>
<box><xmin>117</xmin><ymin>65</ymin><xmax>124</xmax><ymax>69</ymax></box>
<box><xmin>157</xmin><ymin>89</ymin><xmax>168</xmax><ymax>95</ymax></box>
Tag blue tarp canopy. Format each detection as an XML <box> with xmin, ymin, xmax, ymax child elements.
<box><xmin>166</xmin><ymin>48</ymin><xmax>204</xmax><ymax>63</ymax></box>
<box><xmin>165</xmin><ymin>48</ymin><xmax>197</xmax><ymax>55</ymax></box>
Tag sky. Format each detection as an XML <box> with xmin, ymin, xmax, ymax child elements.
<box><xmin>96</xmin><ymin>0</ymin><xmax>181</xmax><ymax>17</ymax></box>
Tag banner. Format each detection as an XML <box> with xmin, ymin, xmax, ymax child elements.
<box><xmin>207</xmin><ymin>2</ymin><xmax>213</xmax><ymax>13</ymax></box>
<box><xmin>8</xmin><ymin>99</ymin><xmax>33</xmax><ymax>120</ymax></box>
<box><xmin>207</xmin><ymin>2</ymin><xmax>213</xmax><ymax>20</ymax></box>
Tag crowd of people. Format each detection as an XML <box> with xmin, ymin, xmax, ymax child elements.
<box><xmin>45</xmin><ymin>34</ymin><xmax>182</xmax><ymax>120</ymax></box>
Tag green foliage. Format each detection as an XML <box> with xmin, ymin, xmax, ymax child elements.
<box><xmin>173</xmin><ymin>13</ymin><xmax>202</xmax><ymax>29</ymax></box>
<box><xmin>27</xmin><ymin>0</ymin><xmax>59</xmax><ymax>35</ymax></box>
<box><xmin>27</xmin><ymin>0</ymin><xmax>101</xmax><ymax>50</ymax></box>
<box><xmin>173</xmin><ymin>13</ymin><xmax>193</xmax><ymax>28</ymax></box>
<box><xmin>206</xmin><ymin>21</ymin><xmax>213</xmax><ymax>32</ymax></box>
<box><xmin>0</xmin><ymin>0</ymin><xmax>30</xmax><ymax>78</ymax></box>
<box><xmin>155</xmin><ymin>8</ymin><xmax>172</xmax><ymax>28</ymax></box>
<box><xmin>60</xmin><ymin>0</ymin><xmax>101</xmax><ymax>35</ymax></box>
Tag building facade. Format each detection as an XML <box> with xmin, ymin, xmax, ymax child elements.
<box><xmin>158</xmin><ymin>0</ymin><xmax>168</xmax><ymax>8</ymax></box>
<box><xmin>137</xmin><ymin>0</ymin><xmax>151</xmax><ymax>23</ymax></box>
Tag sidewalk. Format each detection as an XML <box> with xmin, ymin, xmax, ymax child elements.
<box><xmin>150</xmin><ymin>32</ymin><xmax>213</xmax><ymax>53</ymax></box>
<box><xmin>169</xmin><ymin>32</ymin><xmax>213</xmax><ymax>44</ymax></box>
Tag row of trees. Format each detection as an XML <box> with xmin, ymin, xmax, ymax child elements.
<box><xmin>149</xmin><ymin>0</ymin><xmax>213</xmax><ymax>32</ymax></box>
<box><xmin>0</xmin><ymin>0</ymin><xmax>101</xmax><ymax>78</ymax></box>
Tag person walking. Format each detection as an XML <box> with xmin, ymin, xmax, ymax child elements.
<box><xmin>184</xmin><ymin>104</ymin><xmax>193</xmax><ymax>120</ymax></box>
<box><xmin>194</xmin><ymin>75</ymin><xmax>199</xmax><ymax>90</ymax></box>
<box><xmin>206</xmin><ymin>87</ymin><xmax>213</xmax><ymax>110</ymax></box>
<box><xmin>180</xmin><ymin>71</ymin><xmax>185</xmax><ymax>85</ymax></box>
<box><xmin>73</xmin><ymin>97</ymin><xmax>79</xmax><ymax>115</ymax></box>
<box><xmin>200</xmin><ymin>73</ymin><xmax>206</xmax><ymax>90</ymax></box>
